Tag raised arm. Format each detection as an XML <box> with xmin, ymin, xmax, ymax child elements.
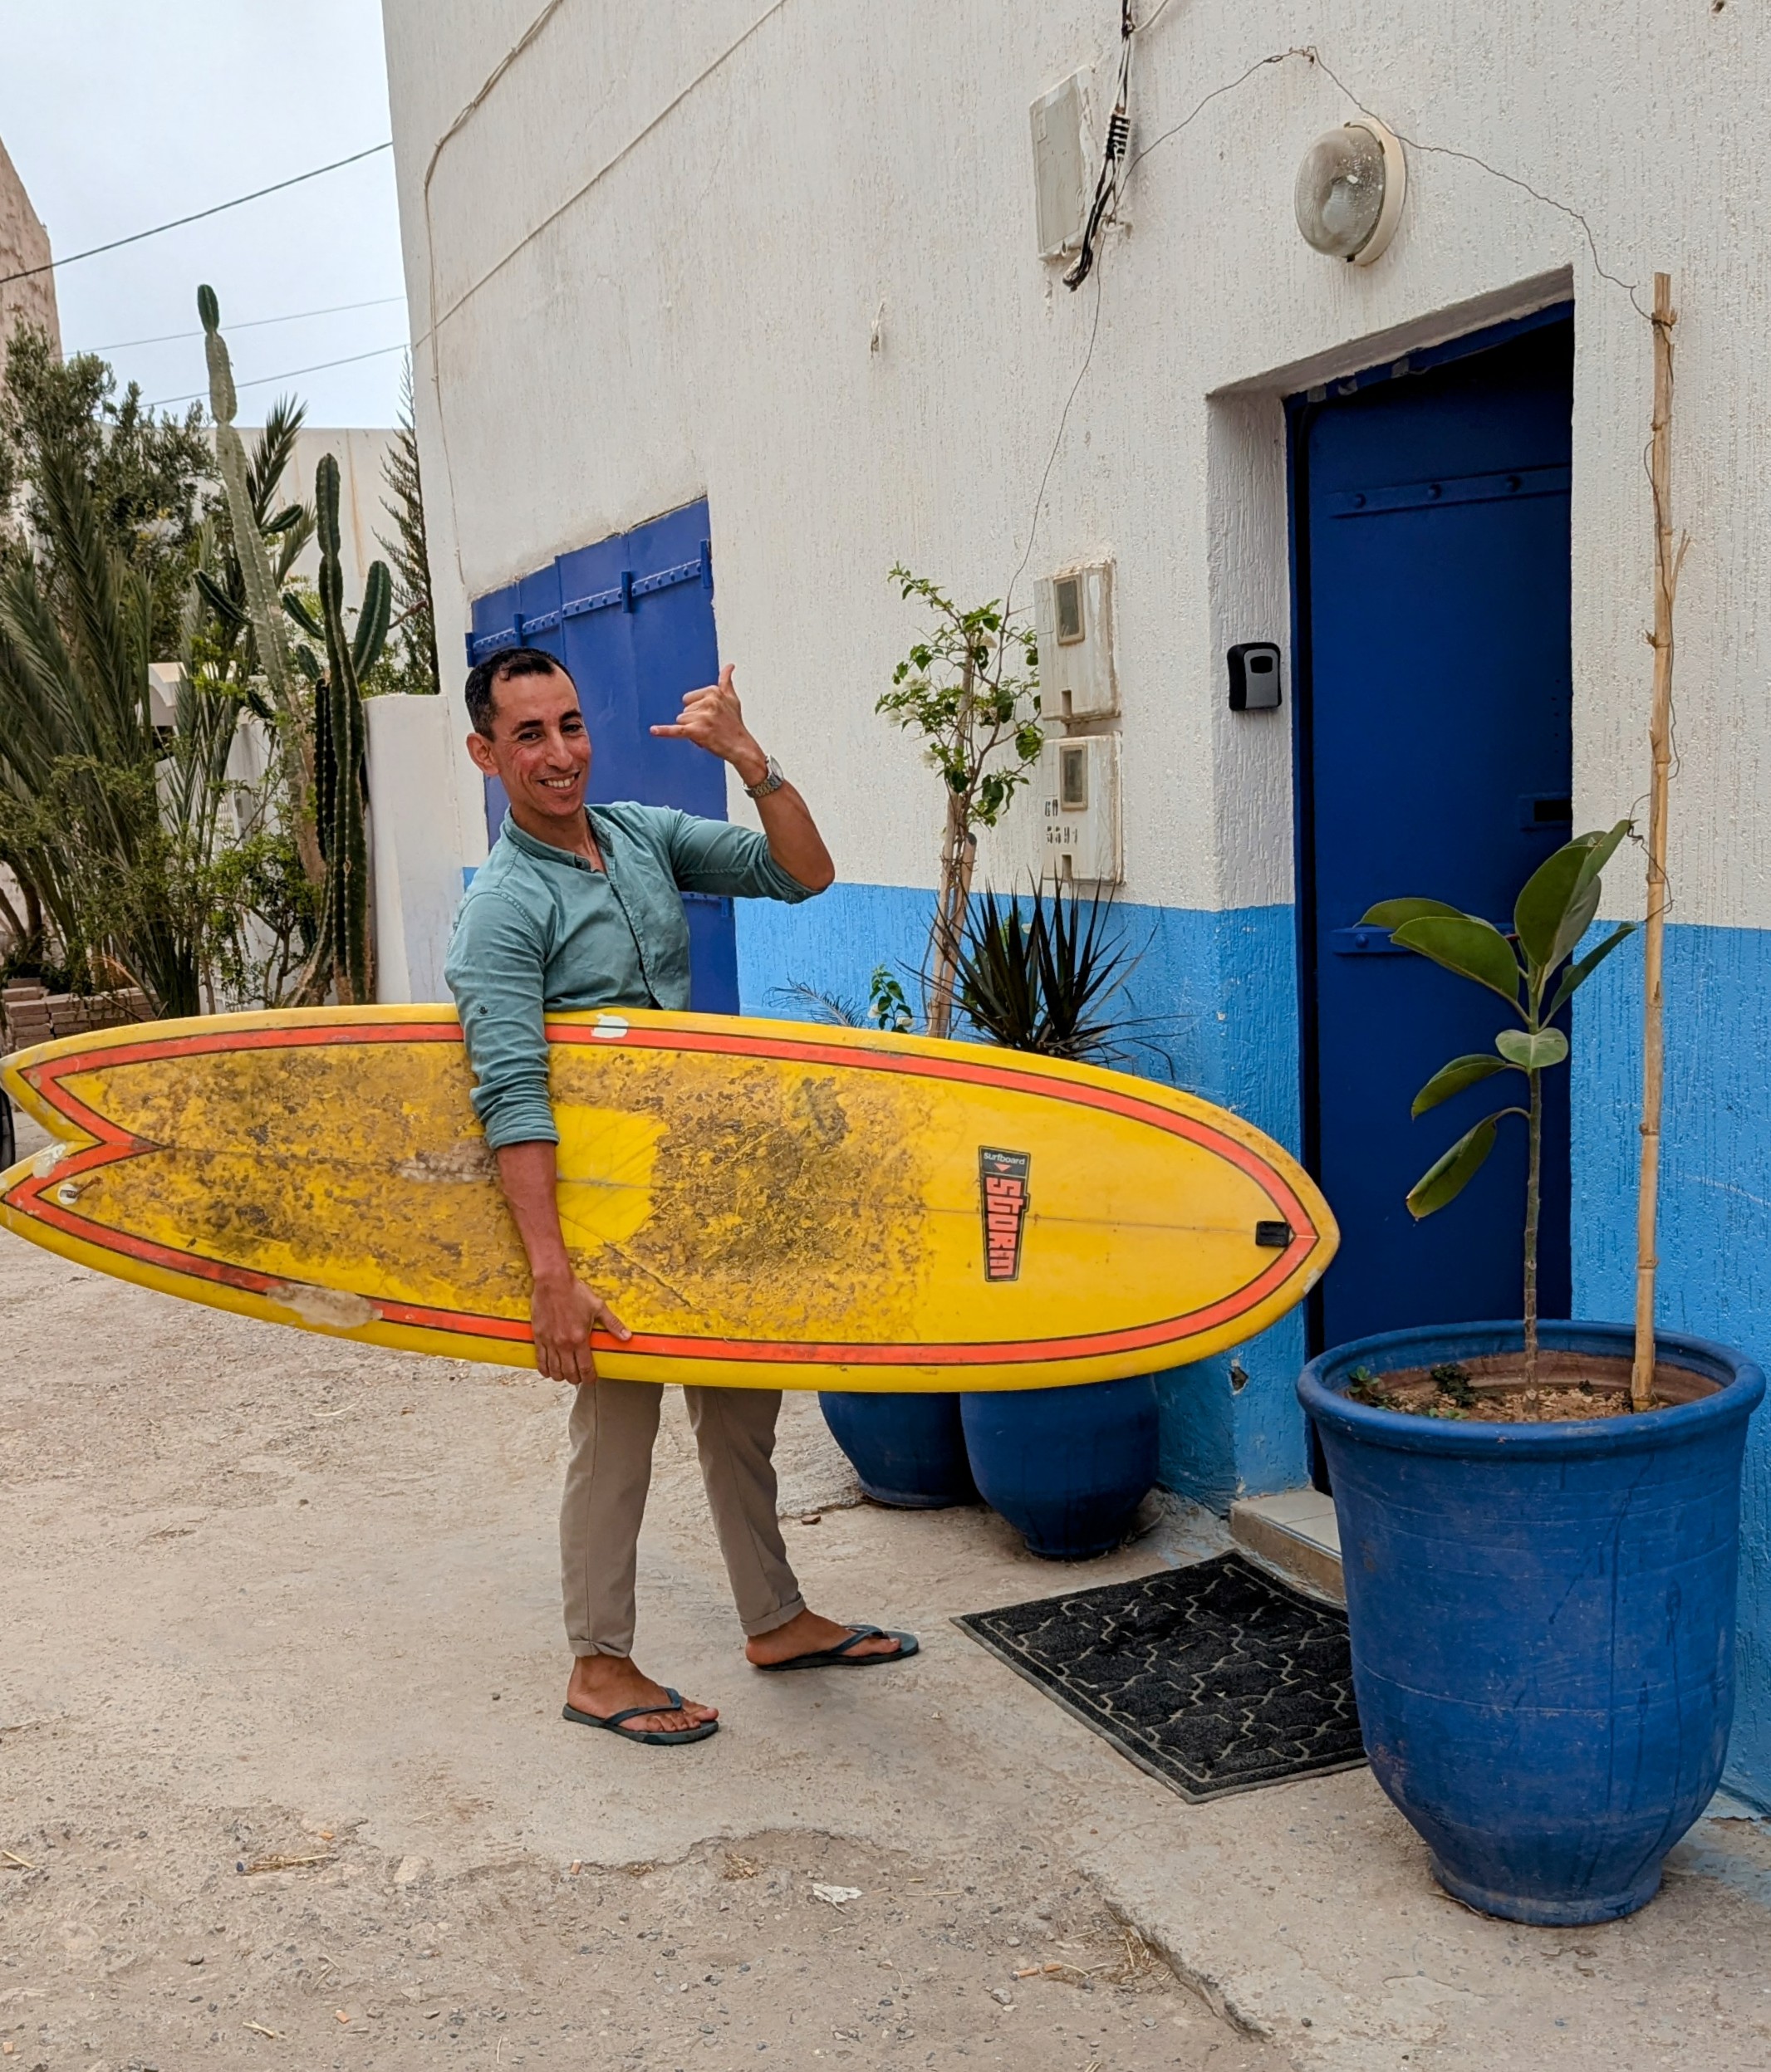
<box><xmin>650</xmin><ymin>664</ymin><xmax>834</xmax><ymax>892</ymax></box>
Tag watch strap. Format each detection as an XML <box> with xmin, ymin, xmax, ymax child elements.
<box><xmin>743</xmin><ymin>753</ymin><xmax>786</xmax><ymax>799</ymax></box>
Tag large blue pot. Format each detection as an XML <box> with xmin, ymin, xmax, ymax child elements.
<box><xmin>818</xmin><ymin>1392</ymin><xmax>977</xmax><ymax>1508</ymax></box>
<box><xmin>1299</xmin><ymin>1320</ymin><xmax>1764</xmax><ymax>1926</ymax></box>
<box><xmin>961</xmin><ymin>1376</ymin><xmax>1158</xmax><ymax>1559</ymax></box>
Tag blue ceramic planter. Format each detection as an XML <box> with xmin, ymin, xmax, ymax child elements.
<box><xmin>1300</xmin><ymin>1320</ymin><xmax>1764</xmax><ymax>1926</ymax></box>
<box><xmin>961</xmin><ymin>1376</ymin><xmax>1158</xmax><ymax>1559</ymax></box>
<box><xmin>818</xmin><ymin>1392</ymin><xmax>977</xmax><ymax>1508</ymax></box>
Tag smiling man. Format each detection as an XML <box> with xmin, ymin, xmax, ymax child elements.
<box><xmin>445</xmin><ymin>647</ymin><xmax>916</xmax><ymax>1747</ymax></box>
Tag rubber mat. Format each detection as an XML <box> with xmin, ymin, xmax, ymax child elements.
<box><xmin>955</xmin><ymin>1551</ymin><xmax>1365</xmax><ymax>1801</ymax></box>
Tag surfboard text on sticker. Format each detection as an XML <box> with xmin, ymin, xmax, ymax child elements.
<box><xmin>979</xmin><ymin>1148</ymin><xmax>1032</xmax><ymax>1282</ymax></box>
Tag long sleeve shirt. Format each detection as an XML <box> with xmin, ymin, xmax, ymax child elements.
<box><xmin>444</xmin><ymin>803</ymin><xmax>817</xmax><ymax>1149</ymax></box>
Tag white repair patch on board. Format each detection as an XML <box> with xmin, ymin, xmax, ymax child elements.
<box><xmin>32</xmin><ymin>1142</ymin><xmax>71</xmax><ymax>1178</ymax></box>
<box><xmin>591</xmin><ymin>1015</ymin><xmax>630</xmax><ymax>1041</ymax></box>
<box><xmin>265</xmin><ymin>1281</ymin><xmax>380</xmax><ymax>1330</ymax></box>
<box><xmin>396</xmin><ymin>1140</ymin><xmax>494</xmax><ymax>1183</ymax></box>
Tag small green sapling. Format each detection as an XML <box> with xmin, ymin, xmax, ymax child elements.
<box><xmin>1363</xmin><ymin>821</ymin><xmax>1635</xmax><ymax>1398</ymax></box>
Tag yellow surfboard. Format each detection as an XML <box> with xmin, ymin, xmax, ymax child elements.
<box><xmin>0</xmin><ymin>1006</ymin><xmax>1336</xmax><ymax>1391</ymax></box>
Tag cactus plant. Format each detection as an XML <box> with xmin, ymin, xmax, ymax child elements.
<box><xmin>199</xmin><ymin>285</ymin><xmax>390</xmax><ymax>1005</ymax></box>
<box><xmin>282</xmin><ymin>458</ymin><xmax>390</xmax><ymax>1006</ymax></box>
<box><xmin>199</xmin><ymin>287</ymin><xmax>323</xmax><ymax>895</ymax></box>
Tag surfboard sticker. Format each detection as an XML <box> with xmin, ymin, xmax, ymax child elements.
<box><xmin>0</xmin><ymin>1006</ymin><xmax>1338</xmax><ymax>1392</ymax></box>
<box><xmin>979</xmin><ymin>1149</ymin><xmax>1031</xmax><ymax>1282</ymax></box>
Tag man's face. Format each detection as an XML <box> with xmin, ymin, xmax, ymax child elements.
<box><xmin>465</xmin><ymin>665</ymin><xmax>591</xmax><ymax>826</ymax></box>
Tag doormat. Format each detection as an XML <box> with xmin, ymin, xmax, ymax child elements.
<box><xmin>954</xmin><ymin>1552</ymin><xmax>1364</xmax><ymax>1802</ymax></box>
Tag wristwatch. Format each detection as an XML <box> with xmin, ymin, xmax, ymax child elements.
<box><xmin>743</xmin><ymin>753</ymin><xmax>787</xmax><ymax>800</ymax></box>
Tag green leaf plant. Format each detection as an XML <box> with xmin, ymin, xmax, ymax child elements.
<box><xmin>876</xmin><ymin>567</ymin><xmax>1041</xmax><ymax>1039</ymax></box>
<box><xmin>1362</xmin><ymin>821</ymin><xmax>1636</xmax><ymax>1400</ymax></box>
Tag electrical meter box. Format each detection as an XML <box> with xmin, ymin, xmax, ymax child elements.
<box><xmin>1029</xmin><ymin>72</ymin><xmax>1092</xmax><ymax>260</ymax></box>
<box><xmin>1033</xmin><ymin>561</ymin><xmax>1117</xmax><ymax>718</ymax></box>
<box><xmin>985</xmin><ymin>732</ymin><xmax>1123</xmax><ymax>888</ymax></box>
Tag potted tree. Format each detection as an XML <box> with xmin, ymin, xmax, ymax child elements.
<box><xmin>1298</xmin><ymin>824</ymin><xmax>1764</xmax><ymax>1923</ymax></box>
<box><xmin>817</xmin><ymin>571</ymin><xmax>1042</xmax><ymax>1509</ymax></box>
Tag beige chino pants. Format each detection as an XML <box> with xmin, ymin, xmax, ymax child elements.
<box><xmin>560</xmin><ymin>1378</ymin><xmax>807</xmax><ymax>1658</ymax></box>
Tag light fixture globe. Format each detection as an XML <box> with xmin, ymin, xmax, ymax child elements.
<box><xmin>1294</xmin><ymin>117</ymin><xmax>1406</xmax><ymax>266</ymax></box>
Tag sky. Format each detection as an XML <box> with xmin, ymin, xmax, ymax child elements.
<box><xmin>1</xmin><ymin>0</ymin><xmax>409</xmax><ymax>428</ymax></box>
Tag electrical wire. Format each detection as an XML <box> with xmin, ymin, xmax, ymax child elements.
<box><xmin>1300</xmin><ymin>48</ymin><xmax>1646</xmax><ymax>315</ymax></box>
<box><xmin>1015</xmin><ymin>24</ymin><xmax>1651</xmax><ymax>634</ymax></box>
<box><xmin>1062</xmin><ymin>2</ymin><xmax>1136</xmax><ymax>291</ymax></box>
<box><xmin>1005</xmin><ymin>264</ymin><xmax>1106</xmax><ymax>625</ymax></box>
<box><xmin>81</xmin><ymin>294</ymin><xmax>408</xmax><ymax>356</ymax></box>
<box><xmin>0</xmin><ymin>141</ymin><xmax>394</xmax><ymax>289</ymax></box>
<box><xmin>419</xmin><ymin>0</ymin><xmax>792</xmax><ymax>345</ymax></box>
<box><xmin>144</xmin><ymin>340</ymin><xmax>409</xmax><ymax>412</ymax></box>
<box><xmin>1125</xmin><ymin>47</ymin><xmax>1313</xmax><ymax>180</ymax></box>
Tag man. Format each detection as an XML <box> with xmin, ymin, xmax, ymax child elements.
<box><xmin>446</xmin><ymin>647</ymin><xmax>915</xmax><ymax>1747</ymax></box>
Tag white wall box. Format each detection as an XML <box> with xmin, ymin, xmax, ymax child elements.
<box><xmin>1028</xmin><ymin>72</ymin><xmax>1092</xmax><ymax>261</ymax></box>
<box><xmin>991</xmin><ymin>731</ymin><xmax>1123</xmax><ymax>888</ymax></box>
<box><xmin>1044</xmin><ymin>732</ymin><xmax>1122</xmax><ymax>884</ymax></box>
<box><xmin>1033</xmin><ymin>561</ymin><xmax>1117</xmax><ymax>719</ymax></box>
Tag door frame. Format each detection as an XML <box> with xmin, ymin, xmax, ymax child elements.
<box><xmin>1285</xmin><ymin>300</ymin><xmax>1576</xmax><ymax>1359</ymax></box>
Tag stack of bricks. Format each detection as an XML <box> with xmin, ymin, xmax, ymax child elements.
<box><xmin>2</xmin><ymin>982</ymin><xmax>52</xmax><ymax>1052</ymax></box>
<box><xmin>2</xmin><ymin>983</ymin><xmax>151</xmax><ymax>1051</ymax></box>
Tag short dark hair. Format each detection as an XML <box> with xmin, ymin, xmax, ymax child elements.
<box><xmin>464</xmin><ymin>645</ymin><xmax>572</xmax><ymax>737</ymax></box>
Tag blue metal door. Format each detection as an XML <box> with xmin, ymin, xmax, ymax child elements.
<box><xmin>1294</xmin><ymin>313</ymin><xmax>1574</xmax><ymax>1349</ymax></box>
<box><xmin>467</xmin><ymin>499</ymin><xmax>739</xmax><ymax>1012</ymax></box>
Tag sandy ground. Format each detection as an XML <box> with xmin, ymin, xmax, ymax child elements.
<box><xmin>6</xmin><ymin>1106</ymin><xmax>1771</xmax><ymax>2072</ymax></box>
<box><xmin>0</xmin><ymin>1109</ymin><xmax>1272</xmax><ymax>2072</ymax></box>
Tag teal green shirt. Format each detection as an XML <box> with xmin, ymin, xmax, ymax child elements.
<box><xmin>444</xmin><ymin>803</ymin><xmax>817</xmax><ymax>1149</ymax></box>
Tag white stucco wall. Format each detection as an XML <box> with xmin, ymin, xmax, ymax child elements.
<box><xmin>380</xmin><ymin>0</ymin><xmax>1771</xmax><ymax>938</ymax></box>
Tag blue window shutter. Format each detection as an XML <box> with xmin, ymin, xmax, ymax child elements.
<box><xmin>467</xmin><ymin>501</ymin><xmax>738</xmax><ymax>1012</ymax></box>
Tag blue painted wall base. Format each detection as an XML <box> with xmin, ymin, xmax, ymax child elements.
<box><xmin>736</xmin><ymin>886</ymin><xmax>1771</xmax><ymax>1801</ymax></box>
<box><xmin>736</xmin><ymin>882</ymin><xmax>1311</xmax><ymax>1511</ymax></box>
<box><xmin>1573</xmin><ymin>920</ymin><xmax>1771</xmax><ymax>1807</ymax></box>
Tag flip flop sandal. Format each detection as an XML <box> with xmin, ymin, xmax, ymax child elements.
<box><xmin>562</xmin><ymin>1687</ymin><xmax>719</xmax><ymax>1745</ymax></box>
<box><xmin>753</xmin><ymin>1625</ymin><xmax>920</xmax><ymax>1673</ymax></box>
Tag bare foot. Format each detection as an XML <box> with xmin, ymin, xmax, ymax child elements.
<box><xmin>566</xmin><ymin>1655</ymin><xmax>718</xmax><ymax>1736</ymax></box>
<box><xmin>745</xmin><ymin>1608</ymin><xmax>905</xmax><ymax>1667</ymax></box>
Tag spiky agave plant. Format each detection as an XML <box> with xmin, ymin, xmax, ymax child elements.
<box><xmin>951</xmin><ymin>876</ymin><xmax>1136</xmax><ymax>1062</ymax></box>
<box><xmin>1363</xmin><ymin>821</ymin><xmax>1636</xmax><ymax>1398</ymax></box>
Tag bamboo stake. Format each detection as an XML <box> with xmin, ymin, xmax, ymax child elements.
<box><xmin>1631</xmin><ymin>273</ymin><xmax>1683</xmax><ymax>1411</ymax></box>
